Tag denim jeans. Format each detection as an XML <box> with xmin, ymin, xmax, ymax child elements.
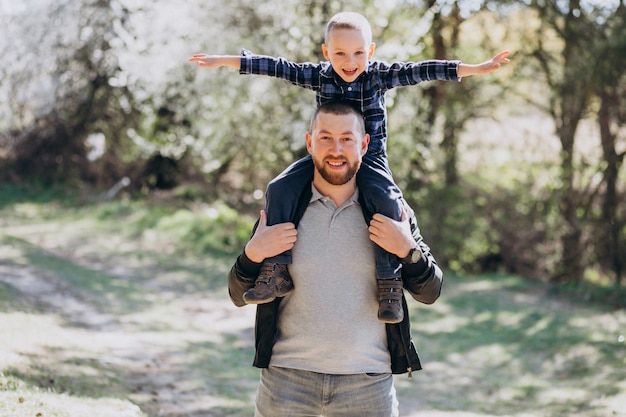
<box><xmin>254</xmin><ymin>366</ymin><xmax>399</xmax><ymax>417</ymax></box>
<box><xmin>264</xmin><ymin>152</ymin><xmax>403</xmax><ymax>279</ymax></box>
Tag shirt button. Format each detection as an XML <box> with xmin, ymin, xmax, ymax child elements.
<box><xmin>348</xmin><ymin>87</ymin><xmax>352</xmax><ymax>91</ymax></box>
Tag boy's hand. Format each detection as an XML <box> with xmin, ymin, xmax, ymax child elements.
<box><xmin>188</xmin><ymin>54</ymin><xmax>241</xmax><ymax>69</ymax></box>
<box><xmin>480</xmin><ymin>50</ymin><xmax>510</xmax><ymax>73</ymax></box>
<box><xmin>188</xmin><ymin>54</ymin><xmax>222</xmax><ymax>69</ymax></box>
<box><xmin>244</xmin><ymin>210</ymin><xmax>297</xmax><ymax>263</ymax></box>
<box><xmin>458</xmin><ymin>50</ymin><xmax>510</xmax><ymax>77</ymax></box>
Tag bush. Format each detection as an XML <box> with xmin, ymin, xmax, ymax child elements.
<box><xmin>153</xmin><ymin>203</ymin><xmax>254</xmax><ymax>255</ymax></box>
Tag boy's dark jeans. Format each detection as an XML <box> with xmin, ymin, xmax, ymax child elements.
<box><xmin>264</xmin><ymin>152</ymin><xmax>403</xmax><ymax>279</ymax></box>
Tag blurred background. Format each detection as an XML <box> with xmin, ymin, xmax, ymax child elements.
<box><xmin>1</xmin><ymin>1</ymin><xmax>626</xmax><ymax>416</ymax></box>
<box><xmin>1</xmin><ymin>0</ymin><xmax>625</xmax><ymax>286</ymax></box>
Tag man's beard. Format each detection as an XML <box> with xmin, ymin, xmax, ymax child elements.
<box><xmin>313</xmin><ymin>156</ymin><xmax>360</xmax><ymax>185</ymax></box>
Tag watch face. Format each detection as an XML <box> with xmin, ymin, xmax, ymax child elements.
<box><xmin>403</xmin><ymin>248</ymin><xmax>421</xmax><ymax>264</ymax></box>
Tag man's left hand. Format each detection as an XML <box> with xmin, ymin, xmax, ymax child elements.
<box><xmin>368</xmin><ymin>208</ymin><xmax>415</xmax><ymax>259</ymax></box>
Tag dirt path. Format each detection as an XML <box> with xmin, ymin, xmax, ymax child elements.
<box><xmin>0</xmin><ymin>230</ymin><xmax>257</xmax><ymax>417</ymax></box>
<box><xmin>0</xmin><ymin>239</ymin><xmax>533</xmax><ymax>417</ymax></box>
<box><xmin>3</xmin><ymin>223</ymin><xmax>625</xmax><ymax>417</ymax></box>
<box><xmin>0</xmin><ymin>254</ymin><xmax>500</xmax><ymax>417</ymax></box>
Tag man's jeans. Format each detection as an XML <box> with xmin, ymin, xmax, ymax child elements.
<box><xmin>254</xmin><ymin>366</ymin><xmax>399</xmax><ymax>417</ymax></box>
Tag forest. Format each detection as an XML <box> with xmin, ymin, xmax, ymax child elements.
<box><xmin>1</xmin><ymin>0</ymin><xmax>625</xmax><ymax>289</ymax></box>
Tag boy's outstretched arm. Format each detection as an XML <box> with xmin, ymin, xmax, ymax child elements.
<box><xmin>188</xmin><ymin>54</ymin><xmax>241</xmax><ymax>70</ymax></box>
<box><xmin>457</xmin><ymin>50</ymin><xmax>510</xmax><ymax>77</ymax></box>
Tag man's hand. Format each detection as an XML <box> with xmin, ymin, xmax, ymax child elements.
<box><xmin>368</xmin><ymin>208</ymin><xmax>415</xmax><ymax>259</ymax></box>
<box><xmin>244</xmin><ymin>210</ymin><xmax>297</xmax><ymax>263</ymax></box>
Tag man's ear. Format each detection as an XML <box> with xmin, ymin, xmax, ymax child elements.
<box><xmin>368</xmin><ymin>42</ymin><xmax>376</xmax><ymax>59</ymax></box>
<box><xmin>306</xmin><ymin>132</ymin><xmax>313</xmax><ymax>154</ymax></box>
<box><xmin>361</xmin><ymin>133</ymin><xmax>370</xmax><ymax>156</ymax></box>
<box><xmin>322</xmin><ymin>44</ymin><xmax>330</xmax><ymax>60</ymax></box>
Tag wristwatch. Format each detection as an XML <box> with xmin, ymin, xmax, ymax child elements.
<box><xmin>400</xmin><ymin>246</ymin><xmax>422</xmax><ymax>264</ymax></box>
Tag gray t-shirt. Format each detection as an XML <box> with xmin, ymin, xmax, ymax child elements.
<box><xmin>269</xmin><ymin>186</ymin><xmax>391</xmax><ymax>374</ymax></box>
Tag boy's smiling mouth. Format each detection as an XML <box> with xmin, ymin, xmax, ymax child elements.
<box><xmin>342</xmin><ymin>68</ymin><xmax>358</xmax><ymax>77</ymax></box>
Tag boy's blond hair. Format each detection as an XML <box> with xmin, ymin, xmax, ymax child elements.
<box><xmin>324</xmin><ymin>12</ymin><xmax>373</xmax><ymax>45</ymax></box>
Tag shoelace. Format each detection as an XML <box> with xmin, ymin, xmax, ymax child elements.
<box><xmin>256</xmin><ymin>264</ymin><xmax>275</xmax><ymax>285</ymax></box>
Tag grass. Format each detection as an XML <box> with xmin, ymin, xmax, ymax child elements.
<box><xmin>395</xmin><ymin>274</ymin><xmax>626</xmax><ymax>416</ymax></box>
<box><xmin>1</xmin><ymin>184</ymin><xmax>625</xmax><ymax>417</ymax></box>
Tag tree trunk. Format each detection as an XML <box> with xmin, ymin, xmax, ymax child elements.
<box><xmin>549</xmin><ymin>0</ymin><xmax>590</xmax><ymax>284</ymax></box>
<box><xmin>553</xmin><ymin>124</ymin><xmax>584</xmax><ymax>283</ymax></box>
<box><xmin>598</xmin><ymin>90</ymin><xmax>624</xmax><ymax>286</ymax></box>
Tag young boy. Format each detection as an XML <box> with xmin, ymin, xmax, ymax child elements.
<box><xmin>190</xmin><ymin>11</ymin><xmax>509</xmax><ymax>324</ymax></box>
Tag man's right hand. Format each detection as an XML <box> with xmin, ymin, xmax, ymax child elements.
<box><xmin>244</xmin><ymin>210</ymin><xmax>297</xmax><ymax>263</ymax></box>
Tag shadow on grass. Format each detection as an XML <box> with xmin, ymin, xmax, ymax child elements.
<box><xmin>3</xmin><ymin>354</ymin><xmax>129</xmax><ymax>400</ymax></box>
<box><xmin>160</xmin><ymin>336</ymin><xmax>259</xmax><ymax>417</ymax></box>
<box><xmin>399</xmin><ymin>273</ymin><xmax>626</xmax><ymax>416</ymax></box>
<box><xmin>1</xmin><ymin>234</ymin><xmax>151</xmax><ymax>316</ymax></box>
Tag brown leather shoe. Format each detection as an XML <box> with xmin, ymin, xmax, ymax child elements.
<box><xmin>377</xmin><ymin>278</ymin><xmax>404</xmax><ymax>324</ymax></box>
<box><xmin>243</xmin><ymin>263</ymin><xmax>294</xmax><ymax>304</ymax></box>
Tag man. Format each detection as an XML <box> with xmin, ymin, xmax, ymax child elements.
<box><xmin>228</xmin><ymin>101</ymin><xmax>443</xmax><ymax>417</ymax></box>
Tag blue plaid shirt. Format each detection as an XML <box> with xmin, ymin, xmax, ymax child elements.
<box><xmin>240</xmin><ymin>49</ymin><xmax>461</xmax><ymax>155</ymax></box>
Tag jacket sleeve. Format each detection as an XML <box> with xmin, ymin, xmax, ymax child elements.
<box><xmin>227</xmin><ymin>218</ymin><xmax>263</xmax><ymax>307</ymax></box>
<box><xmin>400</xmin><ymin>201</ymin><xmax>444</xmax><ymax>305</ymax></box>
<box><xmin>228</xmin><ymin>251</ymin><xmax>262</xmax><ymax>307</ymax></box>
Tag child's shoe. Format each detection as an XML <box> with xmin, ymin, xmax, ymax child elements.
<box><xmin>377</xmin><ymin>278</ymin><xmax>404</xmax><ymax>324</ymax></box>
<box><xmin>243</xmin><ymin>263</ymin><xmax>294</xmax><ymax>304</ymax></box>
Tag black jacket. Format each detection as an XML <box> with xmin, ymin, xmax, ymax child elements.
<box><xmin>227</xmin><ymin>202</ymin><xmax>443</xmax><ymax>375</ymax></box>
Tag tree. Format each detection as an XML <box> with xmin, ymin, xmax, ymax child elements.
<box><xmin>522</xmin><ymin>0</ymin><xmax>625</xmax><ymax>284</ymax></box>
<box><xmin>592</xmin><ymin>1</ymin><xmax>626</xmax><ymax>286</ymax></box>
<box><xmin>379</xmin><ymin>0</ymin><xmax>511</xmax><ymax>269</ymax></box>
<box><xmin>0</xmin><ymin>0</ymin><xmax>140</xmax><ymax>185</ymax></box>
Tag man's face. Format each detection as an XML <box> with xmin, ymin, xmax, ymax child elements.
<box><xmin>306</xmin><ymin>111</ymin><xmax>369</xmax><ymax>186</ymax></box>
<box><xmin>322</xmin><ymin>27</ymin><xmax>375</xmax><ymax>83</ymax></box>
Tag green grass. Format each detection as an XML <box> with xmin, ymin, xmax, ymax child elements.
<box><xmin>1</xmin><ymin>184</ymin><xmax>625</xmax><ymax>417</ymax></box>
<box><xmin>396</xmin><ymin>273</ymin><xmax>626</xmax><ymax>416</ymax></box>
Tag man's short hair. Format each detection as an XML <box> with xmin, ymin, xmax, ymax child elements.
<box><xmin>310</xmin><ymin>101</ymin><xmax>366</xmax><ymax>136</ymax></box>
<box><xmin>324</xmin><ymin>12</ymin><xmax>372</xmax><ymax>45</ymax></box>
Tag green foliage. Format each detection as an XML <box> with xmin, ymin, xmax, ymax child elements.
<box><xmin>0</xmin><ymin>182</ymin><xmax>72</xmax><ymax>208</ymax></box>
<box><xmin>1</xmin><ymin>0</ymin><xmax>142</xmax><ymax>184</ymax></box>
<box><xmin>407</xmin><ymin>183</ymin><xmax>500</xmax><ymax>274</ymax></box>
<box><xmin>151</xmin><ymin>203</ymin><xmax>254</xmax><ymax>255</ymax></box>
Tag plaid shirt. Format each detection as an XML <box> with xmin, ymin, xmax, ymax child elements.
<box><xmin>240</xmin><ymin>49</ymin><xmax>461</xmax><ymax>155</ymax></box>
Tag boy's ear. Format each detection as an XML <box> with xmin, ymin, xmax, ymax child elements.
<box><xmin>368</xmin><ymin>42</ymin><xmax>376</xmax><ymax>58</ymax></box>
<box><xmin>322</xmin><ymin>43</ymin><xmax>330</xmax><ymax>60</ymax></box>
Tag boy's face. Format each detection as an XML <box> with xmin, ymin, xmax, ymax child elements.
<box><xmin>322</xmin><ymin>27</ymin><xmax>375</xmax><ymax>83</ymax></box>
